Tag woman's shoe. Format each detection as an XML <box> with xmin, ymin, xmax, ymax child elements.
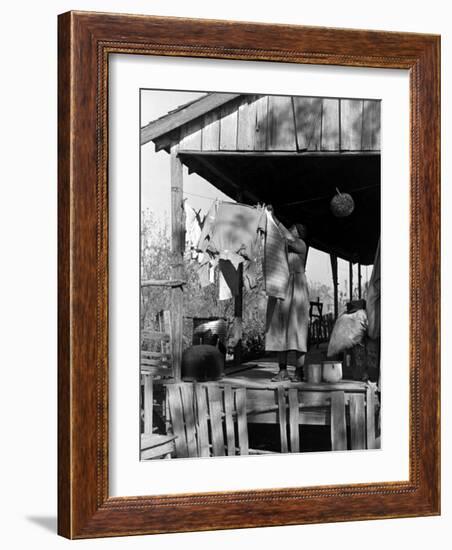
<box><xmin>271</xmin><ymin>369</ymin><xmax>290</xmax><ymax>382</ymax></box>
<box><xmin>290</xmin><ymin>368</ymin><xmax>304</xmax><ymax>382</ymax></box>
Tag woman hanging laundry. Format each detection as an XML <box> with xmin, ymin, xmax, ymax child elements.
<box><xmin>264</xmin><ymin>208</ymin><xmax>310</xmax><ymax>382</ymax></box>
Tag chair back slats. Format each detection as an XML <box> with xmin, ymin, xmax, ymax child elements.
<box><xmin>223</xmin><ymin>385</ymin><xmax>236</xmax><ymax>456</ymax></box>
<box><xmin>180</xmin><ymin>383</ymin><xmax>198</xmax><ymax>457</ymax></box>
<box><xmin>207</xmin><ymin>385</ymin><xmax>226</xmax><ymax>456</ymax></box>
<box><xmin>235</xmin><ymin>388</ymin><xmax>249</xmax><ymax>455</ymax></box>
<box><xmin>141</xmin><ymin>310</ymin><xmax>174</xmax><ymax>378</ymax></box>
<box><xmin>194</xmin><ymin>385</ymin><xmax>210</xmax><ymax>457</ymax></box>
<box><xmin>366</xmin><ymin>384</ymin><xmax>378</xmax><ymax>449</ymax></box>
<box><xmin>167</xmin><ymin>382</ymin><xmax>249</xmax><ymax>458</ymax></box>
<box><xmin>330</xmin><ymin>391</ymin><xmax>347</xmax><ymax>450</ymax></box>
<box><xmin>140</xmin><ymin>366</ymin><xmax>174</xmax><ymax>377</ymax></box>
<box><xmin>277</xmin><ymin>386</ymin><xmax>289</xmax><ymax>453</ymax></box>
<box><xmin>141</xmin><ymin>330</ymin><xmax>171</xmax><ymax>342</ymax></box>
<box><xmin>166</xmin><ymin>384</ymin><xmax>189</xmax><ymax>458</ymax></box>
<box><xmin>288</xmin><ymin>388</ymin><xmax>300</xmax><ymax>453</ymax></box>
<box><xmin>141</xmin><ymin>351</ymin><xmax>172</xmax><ymax>360</ymax></box>
<box><xmin>349</xmin><ymin>393</ymin><xmax>366</xmax><ymax>449</ymax></box>
<box><xmin>141</xmin><ymin>358</ymin><xmax>170</xmax><ymax>368</ymax></box>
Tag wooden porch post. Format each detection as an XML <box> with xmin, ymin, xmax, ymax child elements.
<box><xmin>170</xmin><ymin>144</ymin><xmax>184</xmax><ymax>379</ymax></box>
<box><xmin>358</xmin><ymin>263</ymin><xmax>362</xmax><ymax>299</ymax></box>
<box><xmin>234</xmin><ymin>189</ymin><xmax>243</xmax><ymax>365</ymax></box>
<box><xmin>233</xmin><ymin>264</ymin><xmax>243</xmax><ymax>365</ymax></box>
<box><xmin>330</xmin><ymin>253</ymin><xmax>339</xmax><ymax>319</ymax></box>
<box><xmin>349</xmin><ymin>261</ymin><xmax>353</xmax><ymax>302</ymax></box>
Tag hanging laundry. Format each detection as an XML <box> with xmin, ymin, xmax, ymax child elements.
<box><xmin>209</xmin><ymin>263</ymin><xmax>216</xmax><ymax>284</ymax></box>
<box><xmin>243</xmin><ymin>259</ymin><xmax>258</xmax><ymax>290</ymax></box>
<box><xmin>196</xmin><ymin>261</ymin><xmax>211</xmax><ymax>288</ymax></box>
<box><xmin>194</xmin><ymin>200</ymin><xmax>294</xmax><ymax>301</ymax></box>
<box><xmin>197</xmin><ymin>201</ymin><xmax>266</xmax><ymax>267</ymax></box>
<box><xmin>196</xmin><ymin>255</ymin><xmax>217</xmax><ymax>289</ymax></box>
<box><xmin>218</xmin><ymin>267</ymin><xmax>232</xmax><ymax>301</ymax></box>
<box><xmin>195</xmin><ymin>200</ymin><xmax>266</xmax><ymax>299</ymax></box>
<box><xmin>184</xmin><ymin>200</ymin><xmax>204</xmax><ymax>261</ymax></box>
<box><xmin>196</xmin><ymin>200</ymin><xmax>218</xmax><ymax>255</ymax></box>
<box><xmin>218</xmin><ymin>259</ymin><xmax>240</xmax><ymax>299</ymax></box>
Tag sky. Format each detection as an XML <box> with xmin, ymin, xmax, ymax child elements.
<box><xmin>140</xmin><ymin>89</ymin><xmax>370</xmax><ymax>292</ymax></box>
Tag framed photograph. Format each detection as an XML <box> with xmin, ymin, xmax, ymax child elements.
<box><xmin>58</xmin><ymin>11</ymin><xmax>440</xmax><ymax>538</ymax></box>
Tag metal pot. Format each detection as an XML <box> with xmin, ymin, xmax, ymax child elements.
<box><xmin>322</xmin><ymin>360</ymin><xmax>343</xmax><ymax>383</ymax></box>
<box><xmin>181</xmin><ymin>345</ymin><xmax>225</xmax><ymax>382</ymax></box>
<box><xmin>306</xmin><ymin>364</ymin><xmax>322</xmax><ymax>384</ymax></box>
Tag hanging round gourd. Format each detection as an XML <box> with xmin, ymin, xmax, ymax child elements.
<box><xmin>330</xmin><ymin>187</ymin><xmax>355</xmax><ymax>217</ymax></box>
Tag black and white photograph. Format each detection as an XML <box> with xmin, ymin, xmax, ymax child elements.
<box><xmin>139</xmin><ymin>90</ymin><xmax>381</xmax><ymax>460</ymax></box>
<box><xmin>0</xmin><ymin>0</ymin><xmax>445</xmax><ymax>545</ymax></box>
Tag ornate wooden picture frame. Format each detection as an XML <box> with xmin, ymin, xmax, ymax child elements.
<box><xmin>58</xmin><ymin>11</ymin><xmax>440</xmax><ymax>539</ymax></box>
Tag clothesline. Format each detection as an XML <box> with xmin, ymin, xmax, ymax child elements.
<box><xmin>185</xmin><ymin>186</ymin><xmax>378</xmax><ymax>209</ymax></box>
<box><xmin>184</xmin><ymin>192</ymin><xmax>263</xmax><ymax>212</ymax></box>
<box><xmin>184</xmin><ymin>190</ymin><xmax>232</xmax><ymax>203</ymax></box>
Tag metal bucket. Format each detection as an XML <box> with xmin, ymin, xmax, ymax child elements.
<box><xmin>322</xmin><ymin>360</ymin><xmax>343</xmax><ymax>383</ymax></box>
<box><xmin>306</xmin><ymin>364</ymin><xmax>322</xmax><ymax>384</ymax></box>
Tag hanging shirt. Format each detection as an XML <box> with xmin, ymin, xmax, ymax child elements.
<box><xmin>196</xmin><ymin>201</ymin><xmax>266</xmax><ymax>299</ymax></box>
<box><xmin>184</xmin><ymin>200</ymin><xmax>204</xmax><ymax>261</ymax></box>
<box><xmin>197</xmin><ymin>201</ymin><xmax>266</xmax><ymax>267</ymax></box>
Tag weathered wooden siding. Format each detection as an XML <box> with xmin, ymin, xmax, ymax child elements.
<box><xmin>267</xmin><ymin>96</ymin><xmax>297</xmax><ymax>151</ymax></box>
<box><xmin>293</xmin><ymin>97</ymin><xmax>322</xmax><ymax>150</ymax></box>
<box><xmin>171</xmin><ymin>95</ymin><xmax>380</xmax><ymax>153</ymax></box>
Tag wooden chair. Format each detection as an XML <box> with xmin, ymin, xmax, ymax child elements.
<box><xmin>166</xmin><ymin>382</ymin><xmax>250</xmax><ymax>458</ymax></box>
<box><xmin>140</xmin><ymin>371</ymin><xmax>178</xmax><ymax>460</ymax></box>
<box><xmin>140</xmin><ymin>379</ymin><xmax>178</xmax><ymax>460</ymax></box>
<box><xmin>141</xmin><ymin>310</ymin><xmax>173</xmax><ymax>378</ymax></box>
<box><xmin>141</xmin><ymin>310</ymin><xmax>173</xmax><ymax>438</ymax></box>
<box><xmin>308</xmin><ymin>299</ymin><xmax>324</xmax><ymax>347</ymax></box>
